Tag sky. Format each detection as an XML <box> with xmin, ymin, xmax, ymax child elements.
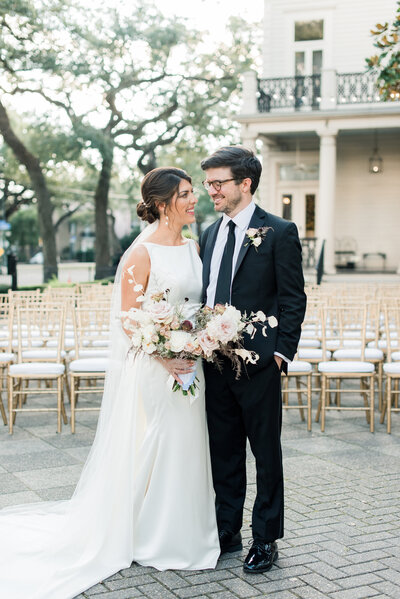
<box><xmin>157</xmin><ymin>0</ymin><xmax>263</xmax><ymax>36</ymax></box>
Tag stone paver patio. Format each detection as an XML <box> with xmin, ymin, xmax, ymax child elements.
<box><xmin>0</xmin><ymin>389</ymin><xmax>399</xmax><ymax>599</ymax></box>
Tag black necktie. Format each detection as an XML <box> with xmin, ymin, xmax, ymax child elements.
<box><xmin>214</xmin><ymin>220</ymin><xmax>236</xmax><ymax>306</ymax></box>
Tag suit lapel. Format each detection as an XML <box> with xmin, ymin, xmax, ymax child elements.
<box><xmin>202</xmin><ymin>217</ymin><xmax>223</xmax><ymax>292</ymax></box>
<box><xmin>233</xmin><ymin>206</ymin><xmax>266</xmax><ymax>278</ymax></box>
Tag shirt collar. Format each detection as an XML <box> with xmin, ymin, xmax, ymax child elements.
<box><xmin>222</xmin><ymin>201</ymin><xmax>256</xmax><ymax>233</ymax></box>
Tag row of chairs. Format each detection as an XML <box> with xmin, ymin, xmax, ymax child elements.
<box><xmin>1</xmin><ymin>284</ymin><xmax>399</xmax><ymax>434</ymax></box>
<box><xmin>0</xmin><ymin>287</ymin><xmax>112</xmax><ymax>434</ymax></box>
<box><xmin>282</xmin><ymin>289</ymin><xmax>400</xmax><ymax>433</ymax></box>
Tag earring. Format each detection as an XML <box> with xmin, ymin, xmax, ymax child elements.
<box><xmin>165</xmin><ymin>214</ymin><xmax>169</xmax><ymax>226</ymax></box>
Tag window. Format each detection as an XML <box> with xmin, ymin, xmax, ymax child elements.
<box><xmin>295</xmin><ymin>20</ymin><xmax>324</xmax><ymax>42</ymax></box>
<box><xmin>282</xmin><ymin>195</ymin><xmax>292</xmax><ymax>220</ymax></box>
<box><xmin>305</xmin><ymin>194</ymin><xmax>315</xmax><ymax>234</ymax></box>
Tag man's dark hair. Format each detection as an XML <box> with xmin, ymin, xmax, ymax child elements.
<box><xmin>200</xmin><ymin>146</ymin><xmax>262</xmax><ymax>195</ymax></box>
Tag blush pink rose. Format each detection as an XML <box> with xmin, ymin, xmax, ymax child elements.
<box><xmin>146</xmin><ymin>300</ymin><xmax>174</xmax><ymax>324</ymax></box>
<box><xmin>206</xmin><ymin>314</ymin><xmax>239</xmax><ymax>344</ymax></box>
<box><xmin>197</xmin><ymin>330</ymin><xmax>219</xmax><ymax>358</ymax></box>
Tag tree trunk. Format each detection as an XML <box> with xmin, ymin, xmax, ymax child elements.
<box><xmin>94</xmin><ymin>147</ymin><xmax>114</xmax><ymax>279</ymax></box>
<box><xmin>0</xmin><ymin>99</ymin><xmax>57</xmax><ymax>282</ymax></box>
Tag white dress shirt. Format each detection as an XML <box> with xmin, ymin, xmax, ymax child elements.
<box><xmin>206</xmin><ymin>201</ymin><xmax>256</xmax><ymax>309</ymax></box>
<box><xmin>206</xmin><ymin>201</ymin><xmax>289</xmax><ymax>364</ymax></box>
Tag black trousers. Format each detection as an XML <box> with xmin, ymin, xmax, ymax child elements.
<box><xmin>204</xmin><ymin>359</ymin><xmax>284</xmax><ymax>543</ymax></box>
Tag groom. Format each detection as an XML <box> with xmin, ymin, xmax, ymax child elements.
<box><xmin>200</xmin><ymin>146</ymin><xmax>306</xmax><ymax>573</ymax></box>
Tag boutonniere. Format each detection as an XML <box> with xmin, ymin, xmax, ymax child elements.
<box><xmin>245</xmin><ymin>226</ymin><xmax>272</xmax><ymax>250</ymax></box>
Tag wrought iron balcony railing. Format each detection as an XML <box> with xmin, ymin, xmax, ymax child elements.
<box><xmin>257</xmin><ymin>74</ymin><xmax>321</xmax><ymax>112</ymax></box>
<box><xmin>336</xmin><ymin>72</ymin><xmax>382</xmax><ymax>105</ymax></box>
<box><xmin>256</xmin><ymin>71</ymin><xmax>398</xmax><ymax>113</ymax></box>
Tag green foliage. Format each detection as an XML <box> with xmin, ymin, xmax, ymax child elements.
<box><xmin>119</xmin><ymin>226</ymin><xmax>141</xmax><ymax>252</ymax></box>
<box><xmin>9</xmin><ymin>207</ymin><xmax>39</xmax><ymax>254</ymax></box>
<box><xmin>366</xmin><ymin>1</ymin><xmax>400</xmax><ymax>101</ymax></box>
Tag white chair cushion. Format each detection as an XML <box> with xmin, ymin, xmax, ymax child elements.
<box><xmin>333</xmin><ymin>348</ymin><xmax>384</xmax><ymax>361</ymax></box>
<box><xmin>368</xmin><ymin>340</ymin><xmax>399</xmax><ymax>350</ymax></box>
<box><xmin>7</xmin><ymin>339</ymin><xmax>44</xmax><ymax>349</ymax></box>
<box><xmin>9</xmin><ymin>362</ymin><xmax>65</xmax><ymax>375</ymax></box>
<box><xmin>318</xmin><ymin>361</ymin><xmax>375</xmax><ymax>374</ymax></box>
<box><xmin>383</xmin><ymin>363</ymin><xmax>400</xmax><ymax>375</ymax></box>
<box><xmin>392</xmin><ymin>351</ymin><xmax>400</xmax><ymax>361</ymax></box>
<box><xmin>47</xmin><ymin>338</ymin><xmax>75</xmax><ymax>349</ymax></box>
<box><xmin>92</xmin><ymin>340</ymin><xmax>110</xmax><ymax>347</ymax></box>
<box><xmin>326</xmin><ymin>339</ymin><xmax>362</xmax><ymax>350</ymax></box>
<box><xmin>69</xmin><ymin>358</ymin><xmax>109</xmax><ymax>373</ymax></box>
<box><xmin>22</xmin><ymin>349</ymin><xmax>67</xmax><ymax>359</ymax></box>
<box><xmin>288</xmin><ymin>360</ymin><xmax>312</xmax><ymax>374</ymax></box>
<box><xmin>0</xmin><ymin>352</ymin><xmax>15</xmax><ymax>362</ymax></box>
<box><xmin>68</xmin><ymin>349</ymin><xmax>110</xmax><ymax>359</ymax></box>
<box><xmin>298</xmin><ymin>348</ymin><xmax>332</xmax><ymax>360</ymax></box>
<box><xmin>298</xmin><ymin>338</ymin><xmax>321</xmax><ymax>348</ymax></box>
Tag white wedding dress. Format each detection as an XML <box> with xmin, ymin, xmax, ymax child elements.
<box><xmin>0</xmin><ymin>235</ymin><xmax>219</xmax><ymax>599</ymax></box>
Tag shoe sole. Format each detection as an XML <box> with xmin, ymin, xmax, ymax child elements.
<box><xmin>243</xmin><ymin>551</ymin><xmax>278</xmax><ymax>573</ymax></box>
<box><xmin>220</xmin><ymin>543</ymin><xmax>243</xmax><ymax>555</ymax></box>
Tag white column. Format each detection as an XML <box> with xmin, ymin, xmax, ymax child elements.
<box><xmin>316</xmin><ymin>132</ymin><xmax>337</xmax><ymax>274</ymax></box>
<box><xmin>320</xmin><ymin>68</ymin><xmax>337</xmax><ymax>111</ymax></box>
<box><xmin>240</xmin><ymin>71</ymin><xmax>258</xmax><ymax>115</ymax></box>
<box><xmin>240</xmin><ymin>126</ymin><xmax>257</xmax><ymax>153</ymax></box>
<box><xmin>258</xmin><ymin>137</ymin><xmax>277</xmax><ymax>211</ymax></box>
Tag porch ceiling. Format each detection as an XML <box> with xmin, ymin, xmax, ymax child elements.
<box><xmin>260</xmin><ymin>127</ymin><xmax>399</xmax><ymax>152</ymax></box>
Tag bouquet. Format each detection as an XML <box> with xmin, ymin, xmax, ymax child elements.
<box><xmin>121</xmin><ymin>289</ymin><xmax>278</xmax><ymax>397</ymax></box>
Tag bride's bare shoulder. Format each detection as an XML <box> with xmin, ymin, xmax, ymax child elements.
<box><xmin>123</xmin><ymin>244</ymin><xmax>150</xmax><ymax>269</ymax></box>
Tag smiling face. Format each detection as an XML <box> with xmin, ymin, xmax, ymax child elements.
<box><xmin>166</xmin><ymin>178</ymin><xmax>198</xmax><ymax>227</ymax></box>
<box><xmin>203</xmin><ymin>167</ymin><xmax>252</xmax><ymax>217</ymax></box>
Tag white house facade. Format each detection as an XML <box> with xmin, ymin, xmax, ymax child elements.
<box><xmin>238</xmin><ymin>0</ymin><xmax>400</xmax><ymax>274</ymax></box>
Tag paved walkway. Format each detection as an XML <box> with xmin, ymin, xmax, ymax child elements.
<box><xmin>0</xmin><ymin>391</ymin><xmax>399</xmax><ymax>599</ymax></box>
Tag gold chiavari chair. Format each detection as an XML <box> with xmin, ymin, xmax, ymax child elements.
<box><xmin>317</xmin><ymin>305</ymin><xmax>375</xmax><ymax>432</ymax></box>
<box><xmin>380</xmin><ymin>306</ymin><xmax>400</xmax><ymax>433</ymax></box>
<box><xmin>68</xmin><ymin>305</ymin><xmax>110</xmax><ymax>433</ymax></box>
<box><xmin>281</xmin><ymin>358</ymin><xmax>313</xmax><ymax>431</ymax></box>
<box><xmin>7</xmin><ymin>303</ymin><xmax>68</xmax><ymax>433</ymax></box>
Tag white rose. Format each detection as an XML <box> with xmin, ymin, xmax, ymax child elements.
<box><xmin>129</xmin><ymin>331</ymin><xmax>142</xmax><ymax>348</ymax></box>
<box><xmin>247</xmin><ymin>228</ymin><xmax>258</xmax><ymax>236</ymax></box>
<box><xmin>253</xmin><ymin>237</ymin><xmax>262</xmax><ymax>247</ymax></box>
<box><xmin>255</xmin><ymin>310</ymin><xmax>266</xmax><ymax>322</ymax></box>
<box><xmin>142</xmin><ymin>341</ymin><xmax>157</xmax><ymax>354</ymax></box>
<box><xmin>142</xmin><ymin>324</ymin><xmax>157</xmax><ymax>343</ymax></box>
<box><xmin>223</xmin><ymin>305</ymin><xmax>242</xmax><ymax>324</ymax></box>
<box><xmin>169</xmin><ymin>330</ymin><xmax>192</xmax><ymax>353</ymax></box>
<box><xmin>146</xmin><ymin>300</ymin><xmax>174</xmax><ymax>324</ymax></box>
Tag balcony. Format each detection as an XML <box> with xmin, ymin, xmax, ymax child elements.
<box><xmin>252</xmin><ymin>71</ymin><xmax>398</xmax><ymax>114</ymax></box>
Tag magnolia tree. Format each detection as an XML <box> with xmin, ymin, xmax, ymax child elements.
<box><xmin>366</xmin><ymin>1</ymin><xmax>400</xmax><ymax>101</ymax></box>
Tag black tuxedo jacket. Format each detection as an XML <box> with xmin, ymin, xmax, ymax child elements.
<box><xmin>200</xmin><ymin>205</ymin><xmax>307</xmax><ymax>375</ymax></box>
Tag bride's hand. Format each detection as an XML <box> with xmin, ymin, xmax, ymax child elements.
<box><xmin>156</xmin><ymin>357</ymin><xmax>196</xmax><ymax>384</ymax></box>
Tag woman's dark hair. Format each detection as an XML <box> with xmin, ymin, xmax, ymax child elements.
<box><xmin>137</xmin><ymin>167</ymin><xmax>192</xmax><ymax>223</ymax></box>
<box><xmin>200</xmin><ymin>146</ymin><xmax>262</xmax><ymax>195</ymax></box>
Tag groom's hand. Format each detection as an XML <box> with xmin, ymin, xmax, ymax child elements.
<box><xmin>274</xmin><ymin>355</ymin><xmax>283</xmax><ymax>371</ymax></box>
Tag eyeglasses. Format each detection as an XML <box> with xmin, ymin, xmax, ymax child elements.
<box><xmin>202</xmin><ymin>178</ymin><xmax>238</xmax><ymax>192</ymax></box>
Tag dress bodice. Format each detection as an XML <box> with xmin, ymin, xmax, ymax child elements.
<box><xmin>141</xmin><ymin>240</ymin><xmax>202</xmax><ymax>321</ymax></box>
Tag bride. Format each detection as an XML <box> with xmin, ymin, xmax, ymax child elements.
<box><xmin>0</xmin><ymin>167</ymin><xmax>219</xmax><ymax>599</ymax></box>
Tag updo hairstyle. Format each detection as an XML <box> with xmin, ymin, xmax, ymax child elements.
<box><xmin>137</xmin><ymin>167</ymin><xmax>192</xmax><ymax>224</ymax></box>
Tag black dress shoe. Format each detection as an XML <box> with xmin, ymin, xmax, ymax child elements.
<box><xmin>219</xmin><ymin>530</ymin><xmax>242</xmax><ymax>554</ymax></box>
<box><xmin>243</xmin><ymin>540</ymin><xmax>278</xmax><ymax>573</ymax></box>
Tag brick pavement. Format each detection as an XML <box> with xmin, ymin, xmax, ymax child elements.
<box><xmin>0</xmin><ymin>390</ymin><xmax>399</xmax><ymax>599</ymax></box>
